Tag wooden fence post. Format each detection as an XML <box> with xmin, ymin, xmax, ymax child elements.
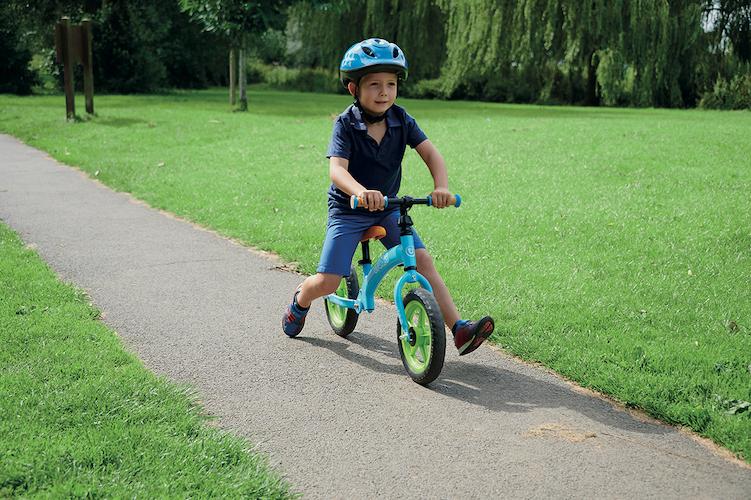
<box><xmin>55</xmin><ymin>17</ymin><xmax>95</xmax><ymax>119</ymax></box>
<box><xmin>238</xmin><ymin>47</ymin><xmax>247</xmax><ymax>111</ymax></box>
<box><xmin>229</xmin><ymin>48</ymin><xmax>237</xmax><ymax>106</ymax></box>
<box><xmin>81</xmin><ymin>19</ymin><xmax>94</xmax><ymax>115</ymax></box>
<box><xmin>59</xmin><ymin>17</ymin><xmax>76</xmax><ymax>120</ymax></box>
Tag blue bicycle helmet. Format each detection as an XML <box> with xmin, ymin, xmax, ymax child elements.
<box><xmin>339</xmin><ymin>38</ymin><xmax>408</xmax><ymax>87</ymax></box>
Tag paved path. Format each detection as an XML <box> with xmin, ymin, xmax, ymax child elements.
<box><xmin>1</xmin><ymin>134</ymin><xmax>749</xmax><ymax>498</ymax></box>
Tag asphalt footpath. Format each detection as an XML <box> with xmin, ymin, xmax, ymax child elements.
<box><xmin>1</xmin><ymin>133</ymin><xmax>749</xmax><ymax>498</ymax></box>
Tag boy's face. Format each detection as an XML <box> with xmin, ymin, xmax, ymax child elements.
<box><xmin>350</xmin><ymin>72</ymin><xmax>398</xmax><ymax>116</ymax></box>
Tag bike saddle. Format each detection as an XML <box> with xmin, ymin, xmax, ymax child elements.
<box><xmin>360</xmin><ymin>226</ymin><xmax>386</xmax><ymax>242</ymax></box>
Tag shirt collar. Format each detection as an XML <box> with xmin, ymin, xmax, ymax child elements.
<box><xmin>348</xmin><ymin>104</ymin><xmax>401</xmax><ymax>131</ymax></box>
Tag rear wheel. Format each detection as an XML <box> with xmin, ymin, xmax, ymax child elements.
<box><xmin>324</xmin><ymin>266</ymin><xmax>359</xmax><ymax>337</ymax></box>
<box><xmin>397</xmin><ymin>288</ymin><xmax>445</xmax><ymax>385</ymax></box>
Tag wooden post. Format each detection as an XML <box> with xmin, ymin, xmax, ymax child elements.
<box><xmin>55</xmin><ymin>17</ymin><xmax>95</xmax><ymax>120</ymax></box>
<box><xmin>59</xmin><ymin>17</ymin><xmax>76</xmax><ymax>120</ymax></box>
<box><xmin>81</xmin><ymin>19</ymin><xmax>94</xmax><ymax>115</ymax></box>
<box><xmin>229</xmin><ymin>48</ymin><xmax>237</xmax><ymax>106</ymax></box>
<box><xmin>238</xmin><ymin>46</ymin><xmax>247</xmax><ymax>111</ymax></box>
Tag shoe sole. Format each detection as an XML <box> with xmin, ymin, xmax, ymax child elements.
<box><xmin>457</xmin><ymin>318</ymin><xmax>494</xmax><ymax>356</ymax></box>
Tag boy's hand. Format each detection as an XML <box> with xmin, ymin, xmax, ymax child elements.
<box><xmin>357</xmin><ymin>190</ymin><xmax>385</xmax><ymax>211</ymax></box>
<box><xmin>430</xmin><ymin>188</ymin><xmax>453</xmax><ymax>208</ymax></box>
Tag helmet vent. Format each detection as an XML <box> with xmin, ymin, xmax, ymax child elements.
<box><xmin>362</xmin><ymin>46</ymin><xmax>375</xmax><ymax>57</ymax></box>
<box><xmin>393</xmin><ymin>47</ymin><xmax>400</xmax><ymax>58</ymax></box>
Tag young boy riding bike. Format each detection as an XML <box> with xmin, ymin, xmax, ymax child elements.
<box><xmin>282</xmin><ymin>38</ymin><xmax>494</xmax><ymax>356</ymax></box>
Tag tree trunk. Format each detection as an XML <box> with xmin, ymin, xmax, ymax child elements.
<box><xmin>238</xmin><ymin>46</ymin><xmax>247</xmax><ymax>111</ymax></box>
<box><xmin>586</xmin><ymin>50</ymin><xmax>600</xmax><ymax>106</ymax></box>
<box><xmin>585</xmin><ymin>50</ymin><xmax>600</xmax><ymax>106</ymax></box>
<box><xmin>229</xmin><ymin>48</ymin><xmax>237</xmax><ymax>106</ymax></box>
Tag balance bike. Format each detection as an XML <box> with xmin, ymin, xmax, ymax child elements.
<box><xmin>324</xmin><ymin>194</ymin><xmax>461</xmax><ymax>385</ymax></box>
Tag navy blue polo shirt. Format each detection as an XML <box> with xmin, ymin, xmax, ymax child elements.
<box><xmin>326</xmin><ymin>103</ymin><xmax>428</xmax><ymax>215</ymax></box>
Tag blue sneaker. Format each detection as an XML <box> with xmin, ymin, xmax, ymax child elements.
<box><xmin>282</xmin><ymin>290</ymin><xmax>309</xmax><ymax>337</ymax></box>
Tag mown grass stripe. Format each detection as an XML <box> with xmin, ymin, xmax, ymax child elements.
<box><xmin>0</xmin><ymin>222</ymin><xmax>294</xmax><ymax>498</ymax></box>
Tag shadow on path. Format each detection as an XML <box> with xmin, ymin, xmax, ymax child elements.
<box><xmin>299</xmin><ymin>330</ymin><xmax>666</xmax><ymax>437</ymax></box>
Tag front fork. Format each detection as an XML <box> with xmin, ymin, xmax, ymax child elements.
<box><xmin>324</xmin><ymin>235</ymin><xmax>433</xmax><ymax>343</ymax></box>
<box><xmin>395</xmin><ymin>234</ymin><xmax>432</xmax><ymax>342</ymax></box>
<box><xmin>395</xmin><ymin>270</ymin><xmax>432</xmax><ymax>342</ymax></box>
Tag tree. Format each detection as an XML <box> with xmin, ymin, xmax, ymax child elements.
<box><xmin>180</xmin><ymin>0</ymin><xmax>289</xmax><ymax>110</ymax></box>
<box><xmin>705</xmin><ymin>0</ymin><xmax>751</xmax><ymax>63</ymax></box>
<box><xmin>0</xmin><ymin>11</ymin><xmax>38</xmax><ymax>94</ymax></box>
<box><xmin>2</xmin><ymin>0</ymin><xmax>226</xmax><ymax>93</ymax></box>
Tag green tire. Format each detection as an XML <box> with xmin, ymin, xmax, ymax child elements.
<box><xmin>324</xmin><ymin>266</ymin><xmax>359</xmax><ymax>337</ymax></box>
<box><xmin>397</xmin><ymin>288</ymin><xmax>446</xmax><ymax>385</ymax></box>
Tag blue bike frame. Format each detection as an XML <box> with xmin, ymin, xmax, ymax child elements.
<box><xmin>324</xmin><ymin>232</ymin><xmax>432</xmax><ymax>338</ymax></box>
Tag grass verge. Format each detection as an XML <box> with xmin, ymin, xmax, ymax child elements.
<box><xmin>0</xmin><ymin>88</ymin><xmax>749</xmax><ymax>462</ymax></box>
<box><xmin>0</xmin><ymin>222</ymin><xmax>293</xmax><ymax>497</ymax></box>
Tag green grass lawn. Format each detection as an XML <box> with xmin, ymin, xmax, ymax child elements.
<box><xmin>1</xmin><ymin>88</ymin><xmax>749</xmax><ymax>463</ymax></box>
<box><xmin>0</xmin><ymin>222</ymin><xmax>293</xmax><ymax>497</ymax></box>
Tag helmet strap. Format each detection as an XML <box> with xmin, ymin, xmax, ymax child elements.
<box><xmin>354</xmin><ymin>96</ymin><xmax>387</xmax><ymax>124</ymax></box>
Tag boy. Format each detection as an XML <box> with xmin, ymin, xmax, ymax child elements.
<box><xmin>282</xmin><ymin>38</ymin><xmax>494</xmax><ymax>356</ymax></box>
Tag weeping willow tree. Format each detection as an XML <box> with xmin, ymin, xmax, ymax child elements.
<box><xmin>435</xmin><ymin>0</ymin><xmax>515</xmax><ymax>99</ymax></box>
<box><xmin>435</xmin><ymin>0</ymin><xmax>708</xmax><ymax>106</ymax></box>
<box><xmin>286</xmin><ymin>0</ymin><xmax>749</xmax><ymax>107</ymax></box>
<box><xmin>286</xmin><ymin>1</ymin><xmax>364</xmax><ymax>70</ymax></box>
<box><xmin>363</xmin><ymin>0</ymin><xmax>446</xmax><ymax>81</ymax></box>
<box><xmin>286</xmin><ymin>0</ymin><xmax>444</xmax><ymax>82</ymax></box>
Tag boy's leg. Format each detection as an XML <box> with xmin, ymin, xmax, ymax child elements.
<box><xmin>282</xmin><ymin>273</ymin><xmax>342</xmax><ymax>337</ymax></box>
<box><xmin>379</xmin><ymin>212</ymin><xmax>462</xmax><ymax>327</ymax></box>
<box><xmin>296</xmin><ymin>273</ymin><xmax>343</xmax><ymax>308</ymax></box>
<box><xmin>415</xmin><ymin>248</ymin><xmax>494</xmax><ymax>356</ymax></box>
<box><xmin>283</xmin><ymin>212</ymin><xmax>370</xmax><ymax>337</ymax></box>
<box><xmin>414</xmin><ymin>249</ymin><xmax>460</xmax><ymax>328</ymax></box>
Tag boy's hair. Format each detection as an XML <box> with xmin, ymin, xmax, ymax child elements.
<box><xmin>339</xmin><ymin>38</ymin><xmax>408</xmax><ymax>87</ymax></box>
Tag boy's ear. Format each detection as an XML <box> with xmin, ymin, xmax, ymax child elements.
<box><xmin>347</xmin><ymin>81</ymin><xmax>357</xmax><ymax>97</ymax></box>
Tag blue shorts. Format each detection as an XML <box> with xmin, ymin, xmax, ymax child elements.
<box><xmin>317</xmin><ymin>209</ymin><xmax>425</xmax><ymax>277</ymax></box>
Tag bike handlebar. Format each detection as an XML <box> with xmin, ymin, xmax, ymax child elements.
<box><xmin>350</xmin><ymin>194</ymin><xmax>461</xmax><ymax>210</ymax></box>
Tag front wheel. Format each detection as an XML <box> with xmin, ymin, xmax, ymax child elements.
<box><xmin>397</xmin><ymin>288</ymin><xmax>446</xmax><ymax>385</ymax></box>
<box><xmin>324</xmin><ymin>266</ymin><xmax>359</xmax><ymax>337</ymax></box>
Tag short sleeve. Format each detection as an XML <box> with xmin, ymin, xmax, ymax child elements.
<box><xmin>405</xmin><ymin>114</ymin><xmax>428</xmax><ymax>149</ymax></box>
<box><xmin>326</xmin><ymin>118</ymin><xmax>351</xmax><ymax>159</ymax></box>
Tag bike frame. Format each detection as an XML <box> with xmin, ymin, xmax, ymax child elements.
<box><xmin>325</xmin><ymin>194</ymin><xmax>460</xmax><ymax>341</ymax></box>
<box><xmin>324</xmin><ymin>231</ymin><xmax>432</xmax><ymax>338</ymax></box>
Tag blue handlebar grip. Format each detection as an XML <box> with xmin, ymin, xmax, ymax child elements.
<box><xmin>350</xmin><ymin>195</ymin><xmax>389</xmax><ymax>209</ymax></box>
<box><xmin>427</xmin><ymin>194</ymin><xmax>461</xmax><ymax>207</ymax></box>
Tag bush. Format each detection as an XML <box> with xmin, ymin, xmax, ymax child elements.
<box><xmin>699</xmin><ymin>73</ymin><xmax>751</xmax><ymax>110</ymax></box>
<box><xmin>246</xmin><ymin>60</ymin><xmax>266</xmax><ymax>84</ymax></box>
<box><xmin>406</xmin><ymin>78</ymin><xmax>447</xmax><ymax>99</ymax></box>
<box><xmin>91</xmin><ymin>2</ymin><xmax>168</xmax><ymax>93</ymax></box>
<box><xmin>596</xmin><ymin>49</ymin><xmax>632</xmax><ymax>107</ymax></box>
<box><xmin>162</xmin><ymin>13</ymin><xmax>228</xmax><ymax>89</ymax></box>
<box><xmin>55</xmin><ymin>2</ymin><xmax>226</xmax><ymax>93</ymax></box>
<box><xmin>0</xmin><ymin>17</ymin><xmax>38</xmax><ymax>94</ymax></box>
<box><xmin>248</xmin><ymin>61</ymin><xmax>340</xmax><ymax>93</ymax></box>
<box><xmin>251</xmin><ymin>29</ymin><xmax>287</xmax><ymax>64</ymax></box>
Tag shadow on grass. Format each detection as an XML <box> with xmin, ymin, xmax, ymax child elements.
<box><xmin>94</xmin><ymin>116</ymin><xmax>150</xmax><ymax>127</ymax></box>
<box><xmin>297</xmin><ymin>331</ymin><xmax>666</xmax><ymax>436</ymax></box>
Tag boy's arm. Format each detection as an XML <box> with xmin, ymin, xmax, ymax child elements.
<box><xmin>414</xmin><ymin>140</ymin><xmax>452</xmax><ymax>208</ymax></box>
<box><xmin>329</xmin><ymin>156</ymin><xmax>385</xmax><ymax>211</ymax></box>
